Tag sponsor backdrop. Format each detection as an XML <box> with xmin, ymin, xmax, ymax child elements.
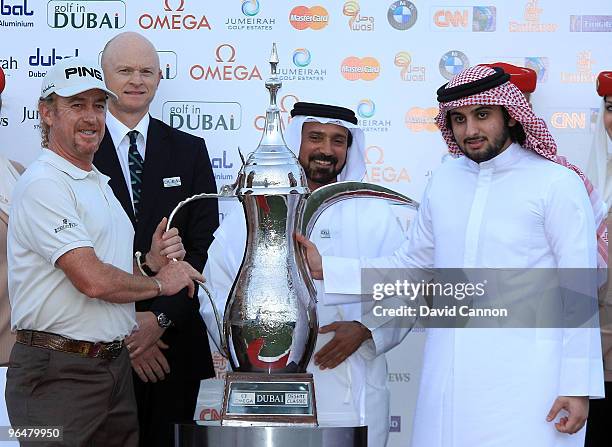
<box><xmin>0</xmin><ymin>0</ymin><xmax>609</xmax><ymax>444</ymax></box>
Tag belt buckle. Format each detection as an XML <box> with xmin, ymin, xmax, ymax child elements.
<box><xmin>88</xmin><ymin>343</ymin><xmax>101</xmax><ymax>357</ymax></box>
<box><xmin>105</xmin><ymin>341</ymin><xmax>123</xmax><ymax>359</ymax></box>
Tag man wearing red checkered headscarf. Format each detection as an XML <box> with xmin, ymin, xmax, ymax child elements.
<box><xmin>407</xmin><ymin>64</ymin><xmax>603</xmax><ymax>447</ymax></box>
<box><xmin>306</xmin><ymin>64</ymin><xmax>605</xmax><ymax>447</ymax></box>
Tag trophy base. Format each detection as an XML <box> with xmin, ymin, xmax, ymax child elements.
<box><xmin>174</xmin><ymin>423</ymin><xmax>367</xmax><ymax>446</ymax></box>
<box><xmin>221</xmin><ymin>372</ymin><xmax>317</xmax><ymax>426</ymax></box>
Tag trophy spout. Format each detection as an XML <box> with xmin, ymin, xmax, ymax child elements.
<box><xmin>300</xmin><ymin>181</ymin><xmax>419</xmax><ymax>240</ymax></box>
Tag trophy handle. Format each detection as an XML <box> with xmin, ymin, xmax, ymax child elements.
<box><xmin>165</xmin><ymin>191</ymin><xmax>236</xmax><ymax>359</ymax></box>
<box><xmin>300</xmin><ymin>181</ymin><xmax>419</xmax><ymax>239</ymax></box>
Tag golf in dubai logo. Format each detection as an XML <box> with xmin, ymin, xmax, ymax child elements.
<box><xmin>241</xmin><ymin>0</ymin><xmax>259</xmax><ymax>16</ymax></box>
<box><xmin>439</xmin><ymin>50</ymin><xmax>469</xmax><ymax>80</ymax></box>
<box><xmin>293</xmin><ymin>48</ymin><xmax>311</xmax><ymax>67</ymax></box>
<box><xmin>394</xmin><ymin>52</ymin><xmax>425</xmax><ymax>81</ymax></box>
<box><xmin>387</xmin><ymin>1</ymin><xmax>417</xmax><ymax>30</ymax></box>
<box><xmin>357</xmin><ymin>99</ymin><xmax>375</xmax><ymax>118</ymax></box>
<box><xmin>343</xmin><ymin>0</ymin><xmax>374</xmax><ymax>31</ymax></box>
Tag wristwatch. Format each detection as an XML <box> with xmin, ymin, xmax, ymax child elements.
<box><xmin>152</xmin><ymin>311</ymin><xmax>173</xmax><ymax>329</ymax></box>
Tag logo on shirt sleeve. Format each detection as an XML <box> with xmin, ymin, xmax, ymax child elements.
<box><xmin>54</xmin><ymin>218</ymin><xmax>78</xmax><ymax>233</ymax></box>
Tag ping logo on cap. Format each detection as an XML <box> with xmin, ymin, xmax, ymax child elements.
<box><xmin>64</xmin><ymin>66</ymin><xmax>103</xmax><ymax>81</ymax></box>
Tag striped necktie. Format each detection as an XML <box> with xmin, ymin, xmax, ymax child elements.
<box><xmin>127</xmin><ymin>130</ymin><xmax>143</xmax><ymax>219</ymax></box>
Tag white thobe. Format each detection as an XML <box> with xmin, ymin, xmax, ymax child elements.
<box><xmin>324</xmin><ymin>144</ymin><xmax>604</xmax><ymax>447</ymax></box>
<box><xmin>200</xmin><ymin>197</ymin><xmax>409</xmax><ymax>446</ymax></box>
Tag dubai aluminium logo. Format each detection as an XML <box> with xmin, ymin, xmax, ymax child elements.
<box><xmin>97</xmin><ymin>49</ymin><xmax>177</xmax><ymax>79</ymax></box>
<box><xmin>30</xmin><ymin>47</ymin><xmax>80</xmax><ymax>78</ymax></box>
<box><xmin>0</xmin><ymin>0</ymin><xmax>34</xmax><ymax>28</ymax></box>
<box><xmin>439</xmin><ymin>50</ymin><xmax>469</xmax><ymax>80</ymax></box>
<box><xmin>289</xmin><ymin>5</ymin><xmax>329</xmax><ymax>30</ymax></box>
<box><xmin>387</xmin><ymin>0</ymin><xmax>417</xmax><ymax>30</ymax></box>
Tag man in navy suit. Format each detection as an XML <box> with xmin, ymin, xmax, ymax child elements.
<box><xmin>94</xmin><ymin>32</ymin><xmax>218</xmax><ymax>447</ymax></box>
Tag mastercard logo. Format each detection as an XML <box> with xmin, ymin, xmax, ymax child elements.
<box><xmin>341</xmin><ymin>56</ymin><xmax>380</xmax><ymax>81</ymax></box>
<box><xmin>289</xmin><ymin>5</ymin><xmax>329</xmax><ymax>30</ymax></box>
<box><xmin>404</xmin><ymin>107</ymin><xmax>438</xmax><ymax>132</ymax></box>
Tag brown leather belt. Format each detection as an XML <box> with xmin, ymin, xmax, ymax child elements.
<box><xmin>16</xmin><ymin>330</ymin><xmax>124</xmax><ymax>360</ymax></box>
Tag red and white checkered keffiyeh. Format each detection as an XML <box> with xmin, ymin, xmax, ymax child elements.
<box><xmin>437</xmin><ymin>65</ymin><xmax>608</xmax><ymax>268</ymax></box>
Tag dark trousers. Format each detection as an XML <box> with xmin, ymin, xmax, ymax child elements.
<box><xmin>5</xmin><ymin>343</ymin><xmax>138</xmax><ymax>447</ymax></box>
<box><xmin>133</xmin><ymin>371</ymin><xmax>200</xmax><ymax>447</ymax></box>
<box><xmin>585</xmin><ymin>381</ymin><xmax>612</xmax><ymax>446</ymax></box>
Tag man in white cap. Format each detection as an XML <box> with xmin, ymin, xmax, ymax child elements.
<box><xmin>6</xmin><ymin>57</ymin><xmax>203</xmax><ymax>446</ymax></box>
<box><xmin>200</xmin><ymin>102</ymin><xmax>410</xmax><ymax>447</ymax></box>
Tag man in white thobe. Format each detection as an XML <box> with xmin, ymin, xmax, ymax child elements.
<box><xmin>200</xmin><ymin>102</ymin><xmax>411</xmax><ymax>446</ymax></box>
<box><xmin>299</xmin><ymin>66</ymin><xmax>605</xmax><ymax>447</ymax></box>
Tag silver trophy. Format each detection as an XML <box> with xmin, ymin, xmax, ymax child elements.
<box><xmin>166</xmin><ymin>44</ymin><xmax>418</xmax><ymax>426</ymax></box>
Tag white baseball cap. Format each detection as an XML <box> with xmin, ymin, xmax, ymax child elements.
<box><xmin>40</xmin><ymin>56</ymin><xmax>117</xmax><ymax>99</ymax></box>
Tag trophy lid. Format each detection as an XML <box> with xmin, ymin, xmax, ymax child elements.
<box><xmin>236</xmin><ymin>44</ymin><xmax>309</xmax><ymax>196</ymax></box>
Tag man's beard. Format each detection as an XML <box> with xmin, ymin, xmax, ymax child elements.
<box><xmin>460</xmin><ymin>125</ymin><xmax>511</xmax><ymax>163</ymax></box>
<box><xmin>303</xmin><ymin>154</ymin><xmax>346</xmax><ymax>186</ymax></box>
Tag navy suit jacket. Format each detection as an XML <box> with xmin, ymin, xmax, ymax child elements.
<box><xmin>94</xmin><ymin>116</ymin><xmax>218</xmax><ymax>380</ymax></box>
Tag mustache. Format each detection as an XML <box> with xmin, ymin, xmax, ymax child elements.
<box><xmin>309</xmin><ymin>154</ymin><xmax>338</xmax><ymax>164</ymax></box>
<box><xmin>463</xmin><ymin>136</ymin><xmax>486</xmax><ymax>144</ymax></box>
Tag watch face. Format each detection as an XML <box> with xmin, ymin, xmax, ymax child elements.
<box><xmin>157</xmin><ymin>313</ymin><xmax>172</xmax><ymax>328</ymax></box>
